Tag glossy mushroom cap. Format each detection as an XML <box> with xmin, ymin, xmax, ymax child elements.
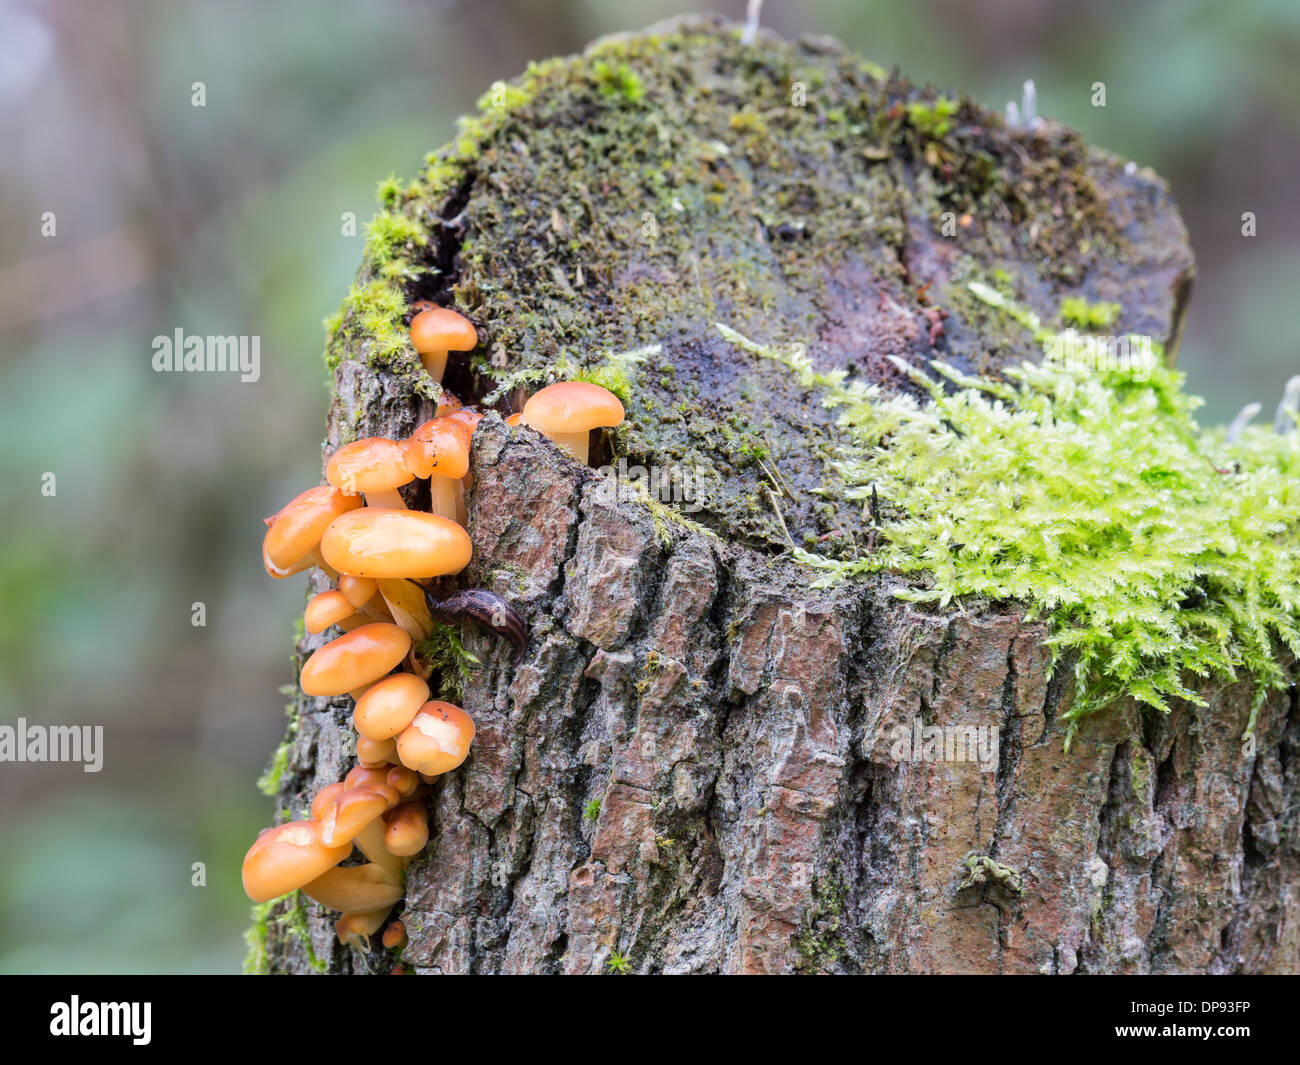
<box><xmin>521</xmin><ymin>381</ymin><xmax>624</xmax><ymax>436</ymax></box>
<box><xmin>409</xmin><ymin>307</ymin><xmax>477</xmax><ymax>383</ymax></box>
<box><xmin>520</xmin><ymin>382</ymin><xmax>624</xmax><ymax>464</ymax></box>
<box><xmin>338</xmin><ymin>575</ymin><xmax>379</xmax><ymax>609</ymax></box>
<box><xmin>354</xmin><ymin>673</ymin><xmax>430</xmax><ymax>741</ymax></box>
<box><xmin>404</xmin><ymin>417</ymin><xmax>473</xmax><ymax>480</ymax></box>
<box><xmin>317</xmin><ymin>785</ymin><xmax>392</xmax><ymax>848</ymax></box>
<box><xmin>395</xmin><ymin>701</ymin><xmax>476</xmax><ymax>777</ymax></box>
<box><xmin>326</xmin><ymin>438</ymin><xmax>414</xmax><ymax>496</ymax></box>
<box><xmin>382</xmin><ymin>920</ymin><xmax>408</xmax><ymax>950</ymax></box>
<box><xmin>263</xmin><ymin>486</ymin><xmax>361</xmax><ymax>578</ymax></box>
<box><xmin>242</xmin><ymin>820</ymin><xmax>352</xmax><ymax>902</ymax></box>
<box><xmin>305</xmin><ymin>590</ymin><xmax>356</xmax><ymax>634</ymax></box>
<box><xmin>320</xmin><ymin>508</ymin><xmax>472</xmax><ymax>580</ymax></box>
<box><xmin>383</xmin><ymin>801</ymin><xmax>430</xmax><ymax>857</ymax></box>
<box><xmin>299</xmin><ymin>623</ymin><xmax>412</xmax><ymax>697</ymax></box>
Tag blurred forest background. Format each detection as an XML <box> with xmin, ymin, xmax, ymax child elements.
<box><xmin>0</xmin><ymin>0</ymin><xmax>1296</xmax><ymax>973</ymax></box>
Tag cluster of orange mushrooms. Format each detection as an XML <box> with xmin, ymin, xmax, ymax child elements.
<box><xmin>242</xmin><ymin>304</ymin><xmax>625</xmax><ymax>954</ymax></box>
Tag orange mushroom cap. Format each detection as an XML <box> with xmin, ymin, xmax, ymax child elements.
<box><xmin>320</xmin><ymin>508</ymin><xmax>472</xmax><ymax>580</ymax></box>
<box><xmin>386</xmin><ymin>765</ymin><xmax>420</xmax><ymax>799</ymax></box>
<box><xmin>326</xmin><ymin>437</ymin><xmax>414</xmax><ymax>496</ymax></box>
<box><xmin>409</xmin><ymin>307</ymin><xmax>477</xmax><ymax>356</ymax></box>
<box><xmin>357</xmin><ymin>735</ymin><xmax>397</xmax><ymax>768</ymax></box>
<box><xmin>299</xmin><ymin>623</ymin><xmax>412</xmax><ymax>697</ymax></box>
<box><xmin>305</xmin><ymin>590</ymin><xmax>356</xmax><ymax>634</ymax></box>
<box><xmin>384</xmin><ymin>801</ymin><xmax>430</xmax><ymax>857</ymax></box>
<box><xmin>353</xmin><ymin>673</ymin><xmax>431</xmax><ymax>741</ymax></box>
<box><xmin>521</xmin><ymin>381</ymin><xmax>624</xmax><ymax>435</ymax></box>
<box><xmin>310</xmin><ymin>782</ymin><xmax>346</xmax><ymax>820</ymax></box>
<box><xmin>318</xmin><ymin>785</ymin><xmax>391</xmax><ymax>847</ymax></box>
<box><xmin>241</xmin><ymin>820</ymin><xmax>352</xmax><ymax>902</ymax></box>
<box><xmin>338</xmin><ymin>575</ymin><xmax>379</xmax><ymax>609</ymax></box>
<box><xmin>263</xmin><ymin>486</ymin><xmax>361</xmax><ymax>578</ymax></box>
<box><xmin>404</xmin><ymin>417</ymin><xmax>473</xmax><ymax>480</ymax></box>
<box><xmin>395</xmin><ymin>701</ymin><xmax>476</xmax><ymax>777</ymax></box>
<box><xmin>344</xmin><ymin>765</ymin><xmax>390</xmax><ymax>790</ymax></box>
<box><xmin>382</xmin><ymin>920</ymin><xmax>408</xmax><ymax>950</ymax></box>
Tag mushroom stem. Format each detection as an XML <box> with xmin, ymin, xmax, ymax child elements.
<box><xmin>354</xmin><ymin>818</ymin><xmax>407</xmax><ymax>879</ymax></box>
<box><xmin>549</xmin><ymin>430</ymin><xmax>590</xmax><ymax>465</ymax></box>
<box><xmin>420</xmin><ymin>348</ymin><xmax>449</xmax><ymax>383</ymax></box>
<box><xmin>365</xmin><ymin>488</ymin><xmax>406</xmax><ymax>510</ymax></box>
<box><xmin>301</xmin><ymin>862</ymin><xmax>404</xmax><ymax>913</ymax></box>
<box><xmin>428</xmin><ymin>474</ymin><xmax>462</xmax><ymax>523</ymax></box>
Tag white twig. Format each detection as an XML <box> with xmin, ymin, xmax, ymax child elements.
<box><xmin>741</xmin><ymin>0</ymin><xmax>763</xmax><ymax>45</ymax></box>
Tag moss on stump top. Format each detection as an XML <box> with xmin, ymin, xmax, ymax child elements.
<box><xmin>325</xmin><ymin>14</ymin><xmax>1194</xmax><ymax>554</ymax></box>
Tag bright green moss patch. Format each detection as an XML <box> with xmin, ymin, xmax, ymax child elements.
<box><xmin>723</xmin><ymin>292</ymin><xmax>1300</xmax><ymax>743</ymax></box>
<box><xmin>1060</xmin><ymin>295</ymin><xmax>1121</xmax><ymax>331</ymax></box>
<box><xmin>415</xmin><ymin>621</ymin><xmax>482</xmax><ymax>704</ymax></box>
<box><xmin>242</xmin><ymin>901</ymin><xmax>272</xmax><ymax>975</ymax></box>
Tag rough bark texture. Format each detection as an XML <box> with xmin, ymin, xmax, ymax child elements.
<box><xmin>258</xmin><ymin>17</ymin><xmax>1299</xmax><ymax>974</ymax></box>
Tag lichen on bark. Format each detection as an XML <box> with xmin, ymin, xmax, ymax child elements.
<box><xmin>254</xmin><ymin>16</ymin><xmax>1298</xmax><ymax>975</ymax></box>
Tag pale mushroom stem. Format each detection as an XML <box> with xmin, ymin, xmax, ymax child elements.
<box><xmin>365</xmin><ymin>489</ymin><xmax>406</xmax><ymax>509</ymax></box>
<box><xmin>549</xmin><ymin>430</ymin><xmax>590</xmax><ymax>465</ymax></box>
<box><xmin>354</xmin><ymin>819</ymin><xmax>407</xmax><ymax>879</ymax></box>
<box><xmin>428</xmin><ymin>474</ymin><xmax>462</xmax><ymax>522</ymax></box>
<box><xmin>420</xmin><ymin>349</ymin><xmax>449</xmax><ymax>384</ymax></box>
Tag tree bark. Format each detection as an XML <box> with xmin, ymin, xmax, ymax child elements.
<box><xmin>258</xmin><ymin>16</ymin><xmax>1298</xmax><ymax>974</ymax></box>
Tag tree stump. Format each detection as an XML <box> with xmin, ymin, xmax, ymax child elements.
<box><xmin>255</xmin><ymin>16</ymin><xmax>1299</xmax><ymax>974</ymax></box>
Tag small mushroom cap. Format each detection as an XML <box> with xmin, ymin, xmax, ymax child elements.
<box><xmin>383</xmin><ymin>801</ymin><xmax>430</xmax><ymax>857</ymax></box>
<box><xmin>409</xmin><ymin>307</ymin><xmax>477</xmax><ymax>354</ymax></box>
<box><xmin>299</xmin><ymin>623</ymin><xmax>412</xmax><ymax>696</ymax></box>
<box><xmin>338</xmin><ymin>910</ymin><xmax>389</xmax><ymax>949</ymax></box>
<box><xmin>263</xmin><ymin>486</ymin><xmax>361</xmax><ymax>578</ymax></box>
<box><xmin>310</xmin><ymin>782</ymin><xmax>346</xmax><ymax>820</ymax></box>
<box><xmin>338</xmin><ymin>575</ymin><xmax>379</xmax><ymax>609</ymax></box>
<box><xmin>353</xmin><ymin>673</ymin><xmax>431</xmax><ymax>741</ymax></box>
<box><xmin>326</xmin><ymin>437</ymin><xmax>414</xmax><ymax>495</ymax></box>
<box><xmin>505</xmin><ymin>412</ymin><xmax>523</xmax><ymax>427</ymax></box>
<box><xmin>320</xmin><ymin>508</ymin><xmax>472</xmax><ymax>580</ymax></box>
<box><xmin>382</xmin><ymin>920</ymin><xmax>408</xmax><ymax>950</ymax></box>
<box><xmin>356</xmin><ymin>735</ymin><xmax>397</xmax><ymax>767</ymax></box>
<box><xmin>404</xmin><ymin>417</ymin><xmax>473</xmax><ymax>480</ymax></box>
<box><xmin>318</xmin><ymin>785</ymin><xmax>393</xmax><ymax>847</ymax></box>
<box><xmin>344</xmin><ymin>765</ymin><xmax>391</xmax><ymax>791</ymax></box>
<box><xmin>242</xmin><ymin>820</ymin><xmax>352</xmax><ymax>902</ymax></box>
<box><xmin>521</xmin><ymin>381</ymin><xmax>624</xmax><ymax>435</ymax></box>
<box><xmin>385</xmin><ymin>765</ymin><xmax>420</xmax><ymax>798</ymax></box>
<box><xmin>305</xmin><ymin>590</ymin><xmax>356</xmax><ymax>634</ymax></box>
<box><xmin>395</xmin><ymin>700</ymin><xmax>476</xmax><ymax>777</ymax></box>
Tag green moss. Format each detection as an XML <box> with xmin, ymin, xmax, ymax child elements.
<box><xmin>605</xmin><ymin>950</ymin><xmax>633</xmax><ymax>974</ymax></box>
<box><xmin>376</xmin><ymin>173</ymin><xmax>403</xmax><ymax>210</ymax></box>
<box><xmin>960</xmin><ymin>855</ymin><xmax>1025</xmax><ymax>895</ymax></box>
<box><xmin>593</xmin><ymin>60</ymin><xmax>645</xmax><ymax>102</ymax></box>
<box><xmin>905</xmin><ymin>96</ymin><xmax>959</xmax><ymax>139</ymax></box>
<box><xmin>583</xmin><ymin>798</ymin><xmax>602</xmax><ymax>822</ymax></box>
<box><xmin>726</xmin><ymin>286</ymin><xmax>1300</xmax><ymax>746</ymax></box>
<box><xmin>1061</xmin><ymin>296</ymin><xmax>1121</xmax><ymax>331</ymax></box>
<box><xmin>794</xmin><ymin>867</ymin><xmax>847</xmax><ymax>973</ymax></box>
<box><xmin>258</xmin><ymin>685</ymin><xmax>300</xmax><ymax>797</ymax></box>
<box><xmin>415</xmin><ymin>621</ymin><xmax>482</xmax><ymax>704</ymax></box>
<box><xmin>283</xmin><ymin>891</ymin><xmax>327</xmax><ymax>973</ymax></box>
<box><xmin>242</xmin><ymin>901</ymin><xmax>273</xmax><ymax>975</ymax></box>
<box><xmin>364</xmin><ymin>211</ymin><xmax>426</xmax><ymax>267</ymax></box>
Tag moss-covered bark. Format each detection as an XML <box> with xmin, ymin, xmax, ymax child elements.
<box><xmin>253</xmin><ymin>16</ymin><xmax>1299</xmax><ymax>975</ymax></box>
